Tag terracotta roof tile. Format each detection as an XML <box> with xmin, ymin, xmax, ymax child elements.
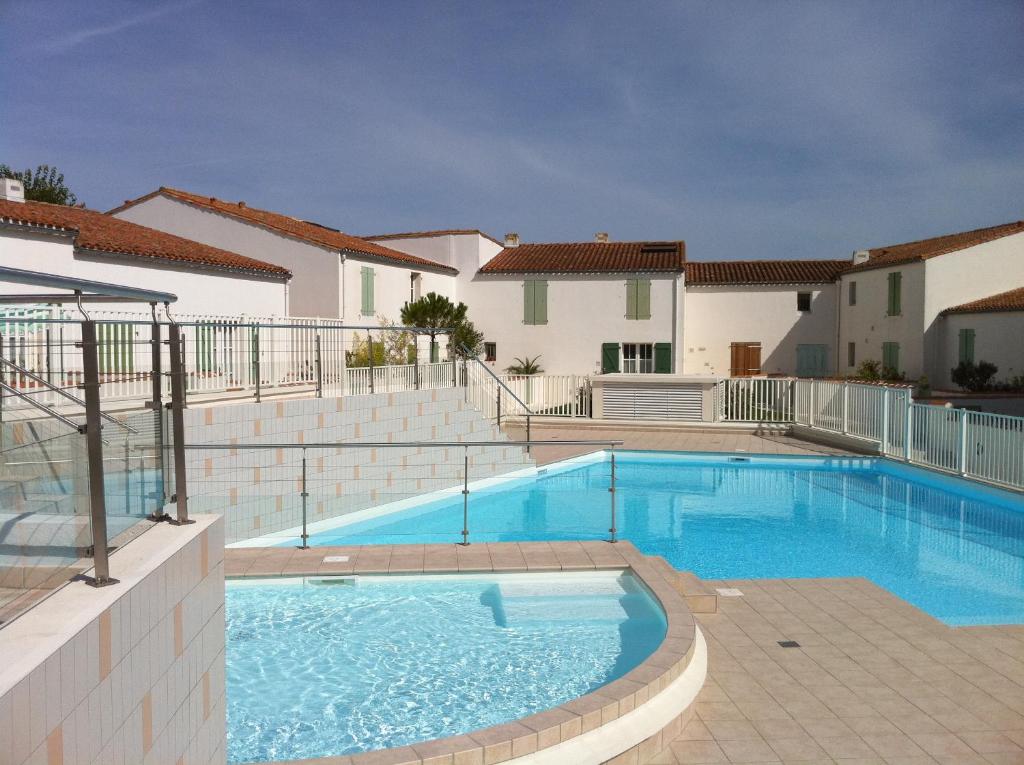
<box><xmin>942</xmin><ymin>286</ymin><xmax>1024</xmax><ymax>315</ymax></box>
<box><xmin>686</xmin><ymin>259</ymin><xmax>848</xmax><ymax>285</ymax></box>
<box><xmin>0</xmin><ymin>199</ymin><xmax>290</xmax><ymax>277</ymax></box>
<box><xmin>846</xmin><ymin>220</ymin><xmax>1024</xmax><ymax>274</ymax></box>
<box><xmin>479</xmin><ymin>241</ymin><xmax>685</xmax><ymax>274</ymax></box>
<box><xmin>110</xmin><ymin>188</ymin><xmax>457</xmax><ymax>274</ymax></box>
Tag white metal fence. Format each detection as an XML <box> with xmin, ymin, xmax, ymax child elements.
<box><xmin>498</xmin><ymin>374</ymin><xmax>592</xmax><ymax>417</ymax></box>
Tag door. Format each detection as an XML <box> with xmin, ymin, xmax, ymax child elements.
<box><xmin>729</xmin><ymin>342</ymin><xmax>761</xmax><ymax>376</ymax></box>
<box><xmin>796</xmin><ymin>344</ymin><xmax>829</xmax><ymax>377</ymax></box>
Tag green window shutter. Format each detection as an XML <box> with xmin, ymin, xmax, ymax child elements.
<box><xmin>959</xmin><ymin>329</ymin><xmax>975</xmax><ymax>364</ymax></box>
<box><xmin>601</xmin><ymin>342</ymin><xmax>620</xmax><ymax>373</ymax></box>
<box><xmin>654</xmin><ymin>342</ymin><xmax>672</xmax><ymax>373</ymax></box>
<box><xmin>625</xmin><ymin>279</ymin><xmax>637</xmax><ymax>320</ymax></box>
<box><xmin>882</xmin><ymin>342</ymin><xmax>900</xmax><ymax>372</ymax></box>
<box><xmin>637</xmin><ymin>279</ymin><xmax>651</xmax><ymax>320</ymax></box>
<box><xmin>361</xmin><ymin>267</ymin><xmax>374</xmax><ymax>315</ymax></box>
<box><xmin>523</xmin><ymin>281</ymin><xmax>535</xmax><ymax>324</ymax></box>
<box><xmin>887</xmin><ymin>272</ymin><xmax>902</xmax><ymax>315</ymax></box>
<box><xmin>534</xmin><ymin>280</ymin><xmax>548</xmax><ymax>324</ymax></box>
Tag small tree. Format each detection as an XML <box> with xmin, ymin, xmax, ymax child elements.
<box><xmin>400</xmin><ymin>292</ymin><xmax>472</xmax><ymax>363</ymax></box>
<box><xmin>450</xmin><ymin>320</ymin><xmax>483</xmax><ymax>358</ymax></box>
<box><xmin>0</xmin><ymin>164</ymin><xmax>78</xmax><ymax>205</ymax></box>
<box><xmin>347</xmin><ymin>319</ymin><xmax>416</xmax><ymax>367</ymax></box>
<box><xmin>855</xmin><ymin>359</ymin><xmax>882</xmax><ymax>381</ymax></box>
<box><xmin>505</xmin><ymin>355</ymin><xmax>544</xmax><ymax>375</ymax></box>
<box><xmin>951</xmin><ymin>360</ymin><xmax>998</xmax><ymax>392</ymax></box>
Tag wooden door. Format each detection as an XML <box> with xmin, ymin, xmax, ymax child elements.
<box><xmin>730</xmin><ymin>342</ymin><xmax>761</xmax><ymax>376</ymax></box>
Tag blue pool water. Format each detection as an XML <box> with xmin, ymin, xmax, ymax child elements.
<box><xmin>226</xmin><ymin>572</ymin><xmax>666</xmax><ymax>763</ymax></box>
<box><xmin>303</xmin><ymin>453</ymin><xmax>1024</xmax><ymax>626</ymax></box>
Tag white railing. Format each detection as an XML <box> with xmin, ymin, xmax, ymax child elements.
<box><xmin>464</xmin><ymin>359</ymin><xmax>531</xmax><ymax>427</ymax></box>
<box><xmin>342</xmin><ymin>362</ymin><xmax>455</xmax><ymax>396</ymax></box>
<box><xmin>498</xmin><ymin>374</ymin><xmax>592</xmax><ymax>417</ymax></box>
<box><xmin>716</xmin><ymin>377</ymin><xmax>794</xmax><ymax>422</ymax></box>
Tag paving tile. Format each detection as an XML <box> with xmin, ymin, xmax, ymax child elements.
<box><xmin>716</xmin><ymin>735</ymin><xmax>781</xmax><ymax>763</ymax></box>
<box><xmin>670</xmin><ymin>738</ymin><xmax>730</xmax><ymax>763</ymax></box>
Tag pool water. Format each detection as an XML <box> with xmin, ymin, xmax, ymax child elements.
<box><xmin>302</xmin><ymin>453</ymin><xmax>1024</xmax><ymax>626</ymax></box>
<box><xmin>226</xmin><ymin>572</ymin><xmax>666</xmax><ymax>763</ymax></box>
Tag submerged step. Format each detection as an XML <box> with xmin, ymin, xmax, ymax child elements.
<box><xmin>498</xmin><ymin>595</ymin><xmax>633</xmax><ymax>625</ymax></box>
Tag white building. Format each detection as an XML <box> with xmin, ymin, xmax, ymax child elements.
<box><xmin>838</xmin><ymin>221</ymin><xmax>1024</xmax><ymax>385</ymax></box>
<box><xmin>0</xmin><ymin>182</ymin><xmax>290</xmax><ymax>316</ymax></box>
<box><xmin>938</xmin><ymin>286</ymin><xmax>1024</xmax><ymax>389</ymax></box>
<box><xmin>682</xmin><ymin>260</ymin><xmax>845</xmax><ymax>377</ymax></box>
<box><xmin>109</xmin><ymin>188</ymin><xmax>458</xmax><ymax>322</ymax></box>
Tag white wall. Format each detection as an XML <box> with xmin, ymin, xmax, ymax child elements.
<box><xmin>466</xmin><ymin>272</ymin><xmax>684</xmax><ymax>376</ymax></box>
<box><xmin>113</xmin><ymin>194</ymin><xmax>337</xmax><ymax>317</ymax></box>
<box><xmin>923</xmin><ymin>232</ymin><xmax>1024</xmax><ymax>381</ymax></box>
<box><xmin>683</xmin><ymin>284</ymin><xmax>838</xmax><ymax>376</ymax></box>
<box><xmin>939</xmin><ymin>311</ymin><xmax>1024</xmax><ymax>389</ymax></box>
<box><xmin>0</xmin><ymin>228</ymin><xmax>286</xmax><ymax>317</ymax></box>
<box><xmin>341</xmin><ymin>255</ymin><xmax>457</xmax><ymax>327</ymax></box>
<box><xmin>838</xmin><ymin>263</ymin><xmax>927</xmax><ymax>379</ymax></box>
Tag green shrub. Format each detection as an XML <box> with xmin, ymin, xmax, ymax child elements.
<box><xmin>951</xmin><ymin>360</ymin><xmax>998</xmax><ymax>392</ymax></box>
<box><xmin>855</xmin><ymin>359</ymin><xmax>881</xmax><ymax>381</ymax></box>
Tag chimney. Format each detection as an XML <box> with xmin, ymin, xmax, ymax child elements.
<box><xmin>504</xmin><ymin>232</ymin><xmax>520</xmax><ymax>248</ymax></box>
<box><xmin>595</xmin><ymin>232</ymin><xmax>609</xmax><ymax>243</ymax></box>
<box><xmin>851</xmin><ymin>249</ymin><xmax>870</xmax><ymax>265</ymax></box>
<box><xmin>0</xmin><ymin>177</ymin><xmax>25</xmax><ymax>203</ymax></box>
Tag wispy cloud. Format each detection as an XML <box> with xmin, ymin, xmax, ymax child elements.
<box><xmin>41</xmin><ymin>0</ymin><xmax>204</xmax><ymax>54</ymax></box>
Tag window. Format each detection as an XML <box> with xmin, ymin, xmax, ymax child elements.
<box><xmin>360</xmin><ymin>266</ymin><xmax>375</xmax><ymax>316</ymax></box>
<box><xmin>484</xmin><ymin>342</ymin><xmax>497</xmax><ymax>362</ymax></box>
<box><xmin>882</xmin><ymin>341</ymin><xmax>900</xmax><ymax>373</ymax></box>
<box><xmin>847</xmin><ymin>341</ymin><xmax>856</xmax><ymax>367</ymax></box>
<box><xmin>886</xmin><ymin>272</ymin><xmax>902</xmax><ymax>316</ymax></box>
<box><xmin>848</xmin><ymin>281</ymin><xmax>857</xmax><ymax>306</ymax></box>
<box><xmin>625</xmin><ymin>278</ymin><xmax>652</xmax><ymax>320</ymax></box>
<box><xmin>958</xmin><ymin>328</ymin><xmax>975</xmax><ymax>364</ymax></box>
<box><xmin>797</xmin><ymin>292</ymin><xmax>812</xmax><ymax>312</ymax></box>
<box><xmin>410</xmin><ymin>272</ymin><xmax>422</xmax><ymax>302</ymax></box>
<box><xmin>523</xmin><ymin>280</ymin><xmax>548</xmax><ymax>325</ymax></box>
<box><xmin>622</xmin><ymin>343</ymin><xmax>654</xmax><ymax>374</ymax></box>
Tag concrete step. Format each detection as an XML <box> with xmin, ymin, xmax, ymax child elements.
<box><xmin>647</xmin><ymin>555</ymin><xmax>718</xmax><ymax>614</ymax></box>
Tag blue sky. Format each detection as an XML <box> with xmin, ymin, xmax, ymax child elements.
<box><xmin>2</xmin><ymin>0</ymin><xmax>1022</xmax><ymax>261</ymax></box>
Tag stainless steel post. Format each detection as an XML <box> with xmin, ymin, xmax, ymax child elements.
<box><xmin>367</xmin><ymin>332</ymin><xmax>375</xmax><ymax>394</ymax></box>
<box><xmin>460</xmin><ymin>445</ymin><xmax>470</xmax><ymax>545</ymax></box>
<box><xmin>608</xmin><ymin>447</ymin><xmax>618</xmax><ymax>543</ymax></box>
<box><xmin>413</xmin><ymin>333</ymin><xmax>420</xmax><ymax>390</ymax></box>
<box><xmin>315</xmin><ymin>332</ymin><xmax>323</xmax><ymax>398</ymax></box>
<box><xmin>168</xmin><ymin>323</ymin><xmax>193</xmax><ymax>525</ymax></box>
<box><xmin>299</xmin><ymin>447</ymin><xmax>309</xmax><ymax>549</ymax></box>
<box><xmin>526</xmin><ymin>415</ymin><xmax>531</xmax><ymax>454</ymax></box>
<box><xmin>253</xmin><ymin>323</ymin><xmax>261</xmax><ymax>403</ymax></box>
<box><xmin>496</xmin><ymin>388</ymin><xmax>502</xmax><ymax>428</ymax></box>
<box><xmin>80</xmin><ymin>319</ymin><xmax>117</xmax><ymax>586</ymax></box>
<box><xmin>149</xmin><ymin>317</ymin><xmax>167</xmax><ymax>518</ymax></box>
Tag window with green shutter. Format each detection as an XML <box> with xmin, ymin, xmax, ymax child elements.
<box><xmin>882</xmin><ymin>341</ymin><xmax>900</xmax><ymax>373</ymax></box>
<box><xmin>654</xmin><ymin>342</ymin><xmax>672</xmax><ymax>373</ymax></box>
<box><xmin>886</xmin><ymin>272</ymin><xmax>902</xmax><ymax>316</ymax></box>
<box><xmin>523</xmin><ymin>280</ymin><xmax>548</xmax><ymax>325</ymax></box>
<box><xmin>625</xmin><ymin>278</ymin><xmax>651</xmax><ymax>320</ymax></box>
<box><xmin>360</xmin><ymin>266</ymin><xmax>375</xmax><ymax>316</ymax></box>
<box><xmin>958</xmin><ymin>328</ymin><xmax>975</xmax><ymax>364</ymax></box>
<box><xmin>601</xmin><ymin>342</ymin><xmax>620</xmax><ymax>373</ymax></box>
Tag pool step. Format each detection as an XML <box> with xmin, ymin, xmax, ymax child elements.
<box><xmin>498</xmin><ymin>594</ymin><xmax>633</xmax><ymax>626</ymax></box>
<box><xmin>647</xmin><ymin>556</ymin><xmax>718</xmax><ymax>614</ymax></box>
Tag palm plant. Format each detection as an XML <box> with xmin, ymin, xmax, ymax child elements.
<box><xmin>505</xmin><ymin>355</ymin><xmax>543</xmax><ymax>375</ymax></box>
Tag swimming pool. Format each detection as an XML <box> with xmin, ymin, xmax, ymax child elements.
<box><xmin>297</xmin><ymin>452</ymin><xmax>1024</xmax><ymax>626</ymax></box>
<box><xmin>226</xmin><ymin>571</ymin><xmax>666</xmax><ymax>763</ymax></box>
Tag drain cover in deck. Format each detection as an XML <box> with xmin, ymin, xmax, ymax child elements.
<box><xmin>716</xmin><ymin>588</ymin><xmax>744</xmax><ymax>597</ymax></box>
<box><xmin>777</xmin><ymin>640</ymin><xmax>801</xmax><ymax>648</ymax></box>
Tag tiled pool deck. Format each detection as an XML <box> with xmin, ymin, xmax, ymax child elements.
<box><xmin>660</xmin><ymin>579</ymin><xmax>1024</xmax><ymax>765</ymax></box>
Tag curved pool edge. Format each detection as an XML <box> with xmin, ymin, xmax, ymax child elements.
<box><xmin>234</xmin><ymin>540</ymin><xmax>706</xmax><ymax>765</ymax></box>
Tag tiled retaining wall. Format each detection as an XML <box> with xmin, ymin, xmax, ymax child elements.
<box><xmin>0</xmin><ymin>516</ymin><xmax>226</xmax><ymax>765</ymax></box>
<box><xmin>183</xmin><ymin>389</ymin><xmax>534</xmax><ymax>543</ymax></box>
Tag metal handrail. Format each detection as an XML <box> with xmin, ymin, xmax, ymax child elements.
<box><xmin>0</xmin><ymin>380</ymin><xmax>81</xmax><ymax>431</ymax></box>
<box><xmin>461</xmin><ymin>348</ymin><xmax>533</xmax><ymax>414</ymax></box>
<box><xmin>0</xmin><ymin>356</ymin><xmax>139</xmax><ymax>434</ymax></box>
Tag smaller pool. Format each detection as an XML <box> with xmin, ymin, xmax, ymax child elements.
<box><xmin>226</xmin><ymin>571</ymin><xmax>666</xmax><ymax>763</ymax></box>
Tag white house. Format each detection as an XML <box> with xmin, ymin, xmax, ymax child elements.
<box><xmin>938</xmin><ymin>286</ymin><xmax>1024</xmax><ymax>389</ymax></box>
<box><xmin>682</xmin><ymin>260</ymin><xmax>845</xmax><ymax>377</ymax></box>
<box><xmin>0</xmin><ymin>181</ymin><xmax>290</xmax><ymax>316</ymax></box>
<box><xmin>838</xmin><ymin>220</ymin><xmax>1024</xmax><ymax>384</ymax></box>
<box><xmin>109</xmin><ymin>187</ymin><xmax>459</xmax><ymax>323</ymax></box>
